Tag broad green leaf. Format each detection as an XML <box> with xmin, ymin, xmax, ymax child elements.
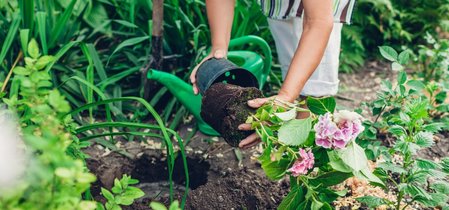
<box><xmin>101</xmin><ymin>188</ymin><xmax>114</xmax><ymax>201</ymax></box>
<box><xmin>274</xmin><ymin>108</ymin><xmax>297</xmax><ymax>121</ymax></box>
<box><xmin>311</xmin><ymin>199</ymin><xmax>323</xmax><ymax>210</ymax></box>
<box><xmin>388</xmin><ymin>125</ymin><xmax>406</xmax><ymax>137</ymax></box>
<box><xmin>28</xmin><ymin>39</ymin><xmax>40</xmax><ymax>59</ymax></box>
<box><xmin>392</xmin><ymin>62</ymin><xmax>404</xmax><ymax>71</ymax></box>
<box><xmin>13</xmin><ymin>66</ymin><xmax>31</xmax><ymax>75</ymax></box>
<box><xmin>360</xmin><ymin>167</ymin><xmax>384</xmax><ymax>186</ymax></box>
<box><xmin>407</xmin><ymin>80</ymin><xmax>426</xmax><ymax>92</ymax></box>
<box><xmin>414</xmin><ymin>131</ymin><xmax>434</xmax><ymax>148</ymax></box>
<box><xmin>379</xmin><ymin>46</ymin><xmax>398</xmax><ymax>62</ymax></box>
<box><xmin>416</xmin><ymin>158</ymin><xmax>439</xmax><ymax>170</ymax></box>
<box><xmin>398</xmin><ymin>50</ymin><xmax>410</xmax><ymax>65</ymax></box>
<box><xmin>431</xmin><ymin>181</ymin><xmax>449</xmax><ymax>194</ymax></box>
<box><xmin>307</xmin><ymin>97</ymin><xmax>336</xmax><ymax>115</ymax></box>
<box><xmin>327</xmin><ymin>151</ymin><xmax>352</xmax><ymax>173</ymax></box>
<box><xmin>150</xmin><ymin>202</ymin><xmax>168</xmax><ymax>210</ymax></box>
<box><xmin>356</xmin><ymin>196</ymin><xmax>388</xmax><ymax>208</ymax></box>
<box><xmin>35</xmin><ymin>55</ymin><xmax>54</xmax><ymax>70</ymax></box>
<box><xmin>261</xmin><ymin>159</ymin><xmax>289</xmax><ymax>180</ymax></box>
<box><xmin>278</xmin><ymin>117</ymin><xmax>312</xmax><ymax>146</ymax></box>
<box><xmin>377</xmin><ymin>162</ymin><xmax>406</xmax><ymax>174</ymax></box>
<box><xmin>309</xmin><ymin>171</ymin><xmax>352</xmax><ymax>187</ymax></box>
<box><xmin>278</xmin><ymin>186</ymin><xmax>304</xmax><ymax>210</ymax></box>
<box><xmin>169</xmin><ymin>201</ymin><xmax>181</xmax><ymax>210</ymax></box>
<box><xmin>336</xmin><ymin>142</ymin><xmax>368</xmax><ymax>171</ymax></box>
<box><xmin>397</xmin><ymin>71</ymin><xmax>407</xmax><ymax>84</ymax></box>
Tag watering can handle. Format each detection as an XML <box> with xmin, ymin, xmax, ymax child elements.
<box><xmin>229</xmin><ymin>35</ymin><xmax>272</xmax><ymax>80</ymax></box>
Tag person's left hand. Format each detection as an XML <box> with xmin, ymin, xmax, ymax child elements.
<box><xmin>238</xmin><ymin>95</ymin><xmax>292</xmax><ymax>149</ymax></box>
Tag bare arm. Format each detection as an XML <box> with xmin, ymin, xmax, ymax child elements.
<box><xmin>207</xmin><ymin>0</ymin><xmax>235</xmax><ymax>54</ymax></box>
<box><xmin>190</xmin><ymin>0</ymin><xmax>235</xmax><ymax>94</ymax></box>
<box><xmin>278</xmin><ymin>0</ymin><xmax>334</xmax><ymax>101</ymax></box>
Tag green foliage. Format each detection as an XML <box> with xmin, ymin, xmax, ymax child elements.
<box><xmin>0</xmin><ymin>39</ymin><xmax>96</xmax><ymax>210</ymax></box>
<box><xmin>98</xmin><ymin>175</ymin><xmax>145</xmax><ymax>210</ymax></box>
<box><xmin>341</xmin><ymin>0</ymin><xmax>449</xmax><ymax>72</ymax></box>
<box><xmin>358</xmin><ymin>46</ymin><xmax>449</xmax><ymax>210</ymax></box>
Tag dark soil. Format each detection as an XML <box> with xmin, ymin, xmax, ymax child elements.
<box><xmin>185</xmin><ymin>169</ymin><xmax>289</xmax><ymax>210</ymax></box>
<box><xmin>201</xmin><ymin>83</ymin><xmax>263</xmax><ymax>147</ymax></box>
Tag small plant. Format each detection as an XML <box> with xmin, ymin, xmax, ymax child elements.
<box><xmin>416</xmin><ymin>33</ymin><xmax>449</xmax><ymax>82</ymax></box>
<box><xmin>98</xmin><ymin>174</ymin><xmax>145</xmax><ymax>210</ymax></box>
<box><xmin>150</xmin><ymin>200</ymin><xmax>181</xmax><ymax>210</ymax></box>
<box><xmin>247</xmin><ymin>97</ymin><xmax>382</xmax><ymax>209</ymax></box>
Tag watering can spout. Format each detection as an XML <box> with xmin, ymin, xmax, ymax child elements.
<box><xmin>147</xmin><ymin>69</ymin><xmax>219</xmax><ymax>135</ymax></box>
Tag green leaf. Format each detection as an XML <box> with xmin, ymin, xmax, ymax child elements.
<box><xmin>377</xmin><ymin>162</ymin><xmax>406</xmax><ymax>174</ymax></box>
<box><xmin>13</xmin><ymin>66</ymin><xmax>31</xmax><ymax>75</ymax></box>
<box><xmin>168</xmin><ymin>201</ymin><xmax>181</xmax><ymax>210</ymax></box>
<box><xmin>392</xmin><ymin>62</ymin><xmax>404</xmax><ymax>71</ymax></box>
<box><xmin>379</xmin><ymin>46</ymin><xmax>398</xmax><ymax>62</ymax></box>
<box><xmin>307</xmin><ymin>97</ymin><xmax>336</xmax><ymax>115</ymax></box>
<box><xmin>261</xmin><ymin>159</ymin><xmax>290</xmax><ymax>180</ymax></box>
<box><xmin>107</xmin><ymin>36</ymin><xmax>149</xmax><ymax>65</ymax></box>
<box><xmin>150</xmin><ymin>202</ymin><xmax>168</xmax><ymax>210</ymax></box>
<box><xmin>414</xmin><ymin>131</ymin><xmax>434</xmax><ymax>148</ymax></box>
<box><xmin>356</xmin><ymin>196</ymin><xmax>388</xmax><ymax>208</ymax></box>
<box><xmin>278</xmin><ymin>117</ymin><xmax>312</xmax><ymax>146</ymax></box>
<box><xmin>388</xmin><ymin>125</ymin><xmax>406</xmax><ymax>137</ymax></box>
<box><xmin>397</xmin><ymin>71</ymin><xmax>407</xmax><ymax>84</ymax></box>
<box><xmin>274</xmin><ymin>108</ymin><xmax>297</xmax><ymax>121</ymax></box>
<box><xmin>407</xmin><ymin>80</ymin><xmax>426</xmax><ymax>92</ymax></box>
<box><xmin>28</xmin><ymin>39</ymin><xmax>40</xmax><ymax>59</ymax></box>
<box><xmin>35</xmin><ymin>55</ymin><xmax>54</xmax><ymax>70</ymax></box>
<box><xmin>0</xmin><ymin>13</ymin><xmax>20</xmax><ymax>65</ymax></box>
<box><xmin>278</xmin><ymin>186</ymin><xmax>305</xmax><ymax>210</ymax></box>
<box><xmin>336</xmin><ymin>142</ymin><xmax>368</xmax><ymax>171</ymax></box>
<box><xmin>101</xmin><ymin>188</ymin><xmax>114</xmax><ymax>201</ymax></box>
<box><xmin>398</xmin><ymin>50</ymin><xmax>410</xmax><ymax>65</ymax></box>
<box><xmin>327</xmin><ymin>151</ymin><xmax>352</xmax><ymax>173</ymax></box>
<box><xmin>311</xmin><ymin>199</ymin><xmax>323</xmax><ymax>210</ymax></box>
<box><xmin>309</xmin><ymin>171</ymin><xmax>352</xmax><ymax>187</ymax></box>
<box><xmin>416</xmin><ymin>158</ymin><xmax>439</xmax><ymax>170</ymax></box>
<box><xmin>359</xmin><ymin>167</ymin><xmax>384</xmax><ymax>186</ymax></box>
<box><xmin>431</xmin><ymin>181</ymin><xmax>449</xmax><ymax>194</ymax></box>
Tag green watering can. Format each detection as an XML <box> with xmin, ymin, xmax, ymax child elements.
<box><xmin>147</xmin><ymin>35</ymin><xmax>272</xmax><ymax>136</ymax></box>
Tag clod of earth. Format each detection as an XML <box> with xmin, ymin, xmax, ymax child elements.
<box><xmin>201</xmin><ymin>83</ymin><xmax>264</xmax><ymax>147</ymax></box>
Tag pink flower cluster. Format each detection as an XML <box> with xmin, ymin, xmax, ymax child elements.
<box><xmin>314</xmin><ymin>110</ymin><xmax>364</xmax><ymax>149</ymax></box>
<box><xmin>287</xmin><ymin>149</ymin><xmax>315</xmax><ymax>176</ymax></box>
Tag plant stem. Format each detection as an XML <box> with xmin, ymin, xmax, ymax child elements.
<box><xmin>1</xmin><ymin>51</ymin><xmax>23</xmax><ymax>93</ymax></box>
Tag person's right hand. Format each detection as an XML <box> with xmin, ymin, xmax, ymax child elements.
<box><xmin>190</xmin><ymin>49</ymin><xmax>227</xmax><ymax>95</ymax></box>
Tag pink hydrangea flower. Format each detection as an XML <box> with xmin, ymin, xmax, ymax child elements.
<box><xmin>287</xmin><ymin>149</ymin><xmax>315</xmax><ymax>176</ymax></box>
<box><xmin>314</xmin><ymin>111</ymin><xmax>364</xmax><ymax>149</ymax></box>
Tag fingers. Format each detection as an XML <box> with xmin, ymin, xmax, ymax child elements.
<box><xmin>238</xmin><ymin>123</ymin><xmax>252</xmax><ymax>131</ymax></box>
<box><xmin>239</xmin><ymin>133</ymin><xmax>261</xmax><ymax>149</ymax></box>
<box><xmin>190</xmin><ymin>68</ymin><xmax>199</xmax><ymax>95</ymax></box>
<box><xmin>248</xmin><ymin>97</ymin><xmax>270</xmax><ymax>108</ymax></box>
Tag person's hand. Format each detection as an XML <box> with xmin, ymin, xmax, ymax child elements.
<box><xmin>190</xmin><ymin>49</ymin><xmax>227</xmax><ymax>95</ymax></box>
<box><xmin>238</xmin><ymin>95</ymin><xmax>294</xmax><ymax>149</ymax></box>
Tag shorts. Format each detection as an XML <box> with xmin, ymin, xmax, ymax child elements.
<box><xmin>267</xmin><ymin>17</ymin><xmax>342</xmax><ymax>97</ymax></box>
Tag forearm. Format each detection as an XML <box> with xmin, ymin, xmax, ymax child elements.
<box><xmin>279</xmin><ymin>0</ymin><xmax>334</xmax><ymax>101</ymax></box>
<box><xmin>206</xmin><ymin>0</ymin><xmax>235</xmax><ymax>53</ymax></box>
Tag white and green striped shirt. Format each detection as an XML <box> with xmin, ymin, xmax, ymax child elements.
<box><xmin>258</xmin><ymin>0</ymin><xmax>356</xmax><ymax>24</ymax></box>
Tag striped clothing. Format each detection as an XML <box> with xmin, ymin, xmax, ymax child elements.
<box><xmin>258</xmin><ymin>0</ymin><xmax>356</xmax><ymax>24</ymax></box>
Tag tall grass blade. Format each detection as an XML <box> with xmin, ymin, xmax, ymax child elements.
<box><xmin>36</xmin><ymin>12</ymin><xmax>48</xmax><ymax>55</ymax></box>
<box><xmin>19</xmin><ymin>0</ymin><xmax>34</xmax><ymax>29</ymax></box>
<box><xmin>49</xmin><ymin>0</ymin><xmax>76</xmax><ymax>48</ymax></box>
<box><xmin>0</xmin><ymin>14</ymin><xmax>20</xmax><ymax>70</ymax></box>
<box><xmin>19</xmin><ymin>29</ymin><xmax>29</xmax><ymax>56</ymax></box>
